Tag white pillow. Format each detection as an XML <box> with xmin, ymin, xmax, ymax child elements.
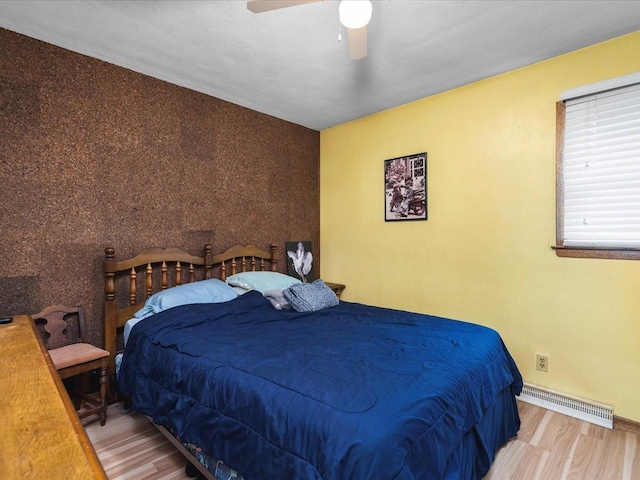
<box><xmin>134</xmin><ymin>278</ymin><xmax>238</xmax><ymax>319</ymax></box>
<box><xmin>226</xmin><ymin>271</ymin><xmax>301</xmax><ymax>293</ymax></box>
<box><xmin>231</xmin><ymin>285</ymin><xmax>251</xmax><ymax>295</ymax></box>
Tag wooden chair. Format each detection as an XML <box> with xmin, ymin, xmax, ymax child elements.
<box><xmin>32</xmin><ymin>305</ymin><xmax>109</xmax><ymax>426</ymax></box>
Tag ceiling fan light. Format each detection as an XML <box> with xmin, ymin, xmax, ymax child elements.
<box><xmin>339</xmin><ymin>0</ymin><xmax>372</xmax><ymax>29</ymax></box>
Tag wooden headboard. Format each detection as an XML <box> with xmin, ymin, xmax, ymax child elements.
<box><xmin>103</xmin><ymin>243</ymin><xmax>277</xmax><ymax>376</ymax></box>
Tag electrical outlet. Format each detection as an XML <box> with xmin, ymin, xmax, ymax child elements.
<box><xmin>536</xmin><ymin>354</ymin><xmax>549</xmax><ymax>373</ymax></box>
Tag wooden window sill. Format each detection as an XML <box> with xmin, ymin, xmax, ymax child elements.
<box><xmin>552</xmin><ymin>245</ymin><xmax>640</xmax><ymax>260</ymax></box>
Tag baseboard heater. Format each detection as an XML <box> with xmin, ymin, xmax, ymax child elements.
<box><xmin>518</xmin><ymin>382</ymin><xmax>613</xmax><ymax>429</ymax></box>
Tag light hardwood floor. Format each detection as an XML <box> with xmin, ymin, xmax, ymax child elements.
<box><xmin>84</xmin><ymin>400</ymin><xmax>640</xmax><ymax>480</ymax></box>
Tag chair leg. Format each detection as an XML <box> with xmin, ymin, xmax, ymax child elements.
<box><xmin>77</xmin><ymin>373</ymin><xmax>89</xmax><ymax>410</ymax></box>
<box><xmin>73</xmin><ymin>376</ymin><xmax>82</xmax><ymax>410</ymax></box>
<box><xmin>99</xmin><ymin>365</ymin><xmax>108</xmax><ymax>426</ymax></box>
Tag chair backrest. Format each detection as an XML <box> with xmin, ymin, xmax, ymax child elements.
<box><xmin>32</xmin><ymin>305</ymin><xmax>86</xmax><ymax>350</ymax></box>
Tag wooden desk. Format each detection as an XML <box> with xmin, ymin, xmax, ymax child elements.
<box><xmin>0</xmin><ymin>315</ymin><xmax>107</xmax><ymax>480</ymax></box>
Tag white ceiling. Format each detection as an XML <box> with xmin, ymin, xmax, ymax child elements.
<box><xmin>1</xmin><ymin>1</ymin><xmax>640</xmax><ymax>130</ymax></box>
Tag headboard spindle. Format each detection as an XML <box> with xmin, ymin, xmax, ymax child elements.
<box><xmin>176</xmin><ymin>262</ymin><xmax>182</xmax><ymax>286</ymax></box>
<box><xmin>129</xmin><ymin>268</ymin><xmax>137</xmax><ymax>306</ymax></box>
<box><xmin>145</xmin><ymin>264</ymin><xmax>153</xmax><ymax>298</ymax></box>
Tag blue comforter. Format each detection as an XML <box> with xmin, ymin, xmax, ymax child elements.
<box><xmin>120</xmin><ymin>291</ymin><xmax>522</xmax><ymax>480</ymax></box>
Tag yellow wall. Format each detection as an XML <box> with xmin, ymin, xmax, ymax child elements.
<box><xmin>320</xmin><ymin>31</ymin><xmax>640</xmax><ymax>423</ymax></box>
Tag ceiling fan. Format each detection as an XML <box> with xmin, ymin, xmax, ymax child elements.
<box><xmin>247</xmin><ymin>0</ymin><xmax>372</xmax><ymax>60</ymax></box>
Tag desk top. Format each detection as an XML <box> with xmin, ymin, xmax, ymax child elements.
<box><xmin>0</xmin><ymin>315</ymin><xmax>107</xmax><ymax>479</ymax></box>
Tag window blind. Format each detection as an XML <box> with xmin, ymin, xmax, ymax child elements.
<box><xmin>562</xmin><ymin>81</ymin><xmax>640</xmax><ymax>248</ymax></box>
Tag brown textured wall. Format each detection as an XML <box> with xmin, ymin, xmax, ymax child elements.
<box><xmin>0</xmin><ymin>28</ymin><xmax>320</xmax><ymax>345</ymax></box>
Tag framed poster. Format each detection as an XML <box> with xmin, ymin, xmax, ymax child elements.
<box><xmin>285</xmin><ymin>241</ymin><xmax>316</xmax><ymax>283</ymax></box>
<box><xmin>384</xmin><ymin>152</ymin><xmax>427</xmax><ymax>221</ymax></box>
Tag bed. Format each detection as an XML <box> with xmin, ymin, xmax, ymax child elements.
<box><xmin>104</xmin><ymin>243</ymin><xmax>522</xmax><ymax>480</ymax></box>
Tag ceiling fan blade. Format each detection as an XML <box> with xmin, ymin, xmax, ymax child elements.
<box><xmin>347</xmin><ymin>25</ymin><xmax>367</xmax><ymax>60</ymax></box>
<box><xmin>247</xmin><ymin>0</ymin><xmax>321</xmax><ymax>14</ymax></box>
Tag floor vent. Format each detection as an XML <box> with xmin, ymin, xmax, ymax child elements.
<box><xmin>519</xmin><ymin>382</ymin><xmax>613</xmax><ymax>429</ymax></box>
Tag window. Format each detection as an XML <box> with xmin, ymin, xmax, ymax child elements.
<box><xmin>555</xmin><ymin>73</ymin><xmax>640</xmax><ymax>260</ymax></box>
